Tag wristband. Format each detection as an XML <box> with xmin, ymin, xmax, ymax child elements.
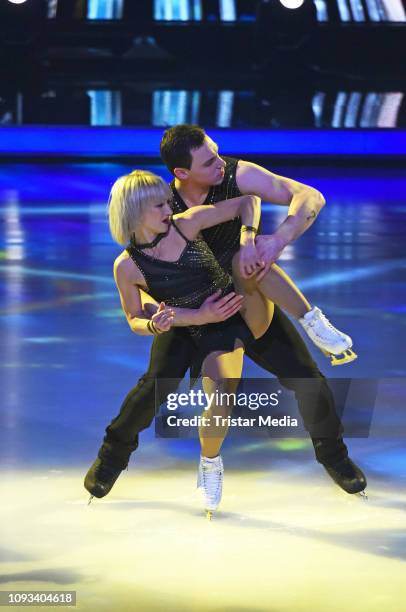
<box><xmin>241</xmin><ymin>225</ymin><xmax>258</xmax><ymax>234</ymax></box>
<box><xmin>147</xmin><ymin>320</ymin><xmax>162</xmax><ymax>335</ymax></box>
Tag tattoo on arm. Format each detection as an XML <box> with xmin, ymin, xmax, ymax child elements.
<box><xmin>306</xmin><ymin>210</ymin><xmax>317</xmax><ymax>222</ymax></box>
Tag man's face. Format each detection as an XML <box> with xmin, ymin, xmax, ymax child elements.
<box><xmin>183</xmin><ymin>136</ymin><xmax>226</xmax><ymax>186</ymax></box>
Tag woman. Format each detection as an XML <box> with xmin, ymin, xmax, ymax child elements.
<box><xmin>108</xmin><ymin>170</ymin><xmax>354</xmax><ymax>518</ymax></box>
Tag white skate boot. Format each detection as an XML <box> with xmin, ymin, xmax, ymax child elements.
<box><xmin>197</xmin><ymin>455</ymin><xmax>224</xmax><ymax>520</ymax></box>
<box><xmin>299</xmin><ymin>306</ymin><xmax>357</xmax><ymax>366</ymax></box>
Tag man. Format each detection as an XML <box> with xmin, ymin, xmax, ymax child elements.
<box><xmin>84</xmin><ymin>124</ymin><xmax>366</xmax><ymax>500</ymax></box>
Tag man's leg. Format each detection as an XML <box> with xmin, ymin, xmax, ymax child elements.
<box><xmin>244</xmin><ymin>306</ymin><xmax>366</xmax><ymax>492</ymax></box>
<box><xmin>85</xmin><ymin>328</ymin><xmax>194</xmax><ymax>498</ymax></box>
<box><xmin>98</xmin><ymin>327</ymin><xmax>194</xmax><ymax>468</ymax></box>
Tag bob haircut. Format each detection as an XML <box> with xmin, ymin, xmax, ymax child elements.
<box><xmin>108</xmin><ymin>170</ymin><xmax>172</xmax><ymax>245</ymax></box>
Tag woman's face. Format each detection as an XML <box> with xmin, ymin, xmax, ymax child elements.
<box><xmin>141</xmin><ymin>196</ymin><xmax>173</xmax><ymax>235</ymax></box>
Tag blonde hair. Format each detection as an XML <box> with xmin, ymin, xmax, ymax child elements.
<box><xmin>108</xmin><ymin>170</ymin><xmax>172</xmax><ymax>245</ymax></box>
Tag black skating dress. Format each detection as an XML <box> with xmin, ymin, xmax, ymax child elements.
<box><xmin>126</xmin><ymin>218</ymin><xmax>254</xmax><ymax>375</ymax></box>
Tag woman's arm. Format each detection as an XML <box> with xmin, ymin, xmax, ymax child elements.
<box><xmin>114</xmin><ymin>257</ymin><xmax>174</xmax><ymax>335</ymax></box>
<box><xmin>115</xmin><ymin>257</ymin><xmax>243</xmax><ymax>331</ymax></box>
<box><xmin>175</xmin><ymin>195</ymin><xmax>263</xmax><ymax>278</ymax></box>
<box><xmin>173</xmin><ymin>195</ymin><xmax>261</xmax><ymax>240</ymax></box>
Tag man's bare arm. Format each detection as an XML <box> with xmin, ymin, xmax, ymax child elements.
<box><xmin>236</xmin><ymin>160</ymin><xmax>325</xmax><ymax>246</ymax></box>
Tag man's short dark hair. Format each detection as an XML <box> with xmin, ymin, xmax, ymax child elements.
<box><xmin>160</xmin><ymin>124</ymin><xmax>206</xmax><ymax>174</ymax></box>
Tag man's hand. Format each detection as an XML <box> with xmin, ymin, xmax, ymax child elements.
<box><xmin>239</xmin><ymin>239</ymin><xmax>265</xmax><ymax>279</ymax></box>
<box><xmin>255</xmin><ymin>234</ymin><xmax>287</xmax><ymax>282</ymax></box>
<box><xmin>151</xmin><ymin>302</ymin><xmax>175</xmax><ymax>332</ymax></box>
<box><xmin>198</xmin><ymin>290</ymin><xmax>244</xmax><ymax>324</ymax></box>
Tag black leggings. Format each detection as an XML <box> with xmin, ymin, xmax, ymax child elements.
<box><xmin>98</xmin><ymin>306</ymin><xmax>348</xmax><ymax>469</ymax></box>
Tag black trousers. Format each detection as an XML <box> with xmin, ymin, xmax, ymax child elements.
<box><xmin>98</xmin><ymin>306</ymin><xmax>348</xmax><ymax>469</ymax></box>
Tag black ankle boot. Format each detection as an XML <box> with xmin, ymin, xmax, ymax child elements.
<box><xmin>84</xmin><ymin>457</ymin><xmax>123</xmax><ymax>499</ymax></box>
<box><xmin>322</xmin><ymin>457</ymin><xmax>367</xmax><ymax>494</ymax></box>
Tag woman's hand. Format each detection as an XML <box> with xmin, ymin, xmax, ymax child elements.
<box><xmin>197</xmin><ymin>290</ymin><xmax>244</xmax><ymax>324</ymax></box>
<box><xmin>239</xmin><ymin>237</ymin><xmax>265</xmax><ymax>279</ymax></box>
<box><xmin>151</xmin><ymin>302</ymin><xmax>175</xmax><ymax>332</ymax></box>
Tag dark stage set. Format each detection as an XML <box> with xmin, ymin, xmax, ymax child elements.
<box><xmin>0</xmin><ymin>1</ymin><xmax>405</xmax><ymax>611</ymax></box>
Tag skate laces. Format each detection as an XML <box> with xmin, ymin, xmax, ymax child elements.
<box><xmin>314</xmin><ymin>309</ymin><xmax>336</xmax><ymax>330</ymax></box>
<box><xmin>307</xmin><ymin>308</ymin><xmax>340</xmax><ymax>334</ymax></box>
<box><xmin>199</xmin><ymin>457</ymin><xmax>223</xmax><ymax>502</ymax></box>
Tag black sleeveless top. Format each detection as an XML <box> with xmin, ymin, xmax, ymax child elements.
<box><xmin>170</xmin><ymin>156</ymin><xmax>242</xmax><ymax>274</ymax></box>
<box><xmin>126</xmin><ymin>219</ymin><xmax>233</xmax><ymax>337</ymax></box>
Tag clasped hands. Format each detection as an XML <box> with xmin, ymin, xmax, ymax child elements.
<box><xmin>239</xmin><ymin>233</ymin><xmax>286</xmax><ymax>281</ymax></box>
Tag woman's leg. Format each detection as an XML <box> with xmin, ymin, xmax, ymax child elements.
<box><xmin>232</xmin><ymin>253</ymin><xmax>355</xmax><ymax>363</ymax></box>
<box><xmin>199</xmin><ymin>343</ymin><xmax>244</xmax><ymax>458</ymax></box>
<box><xmin>258</xmin><ymin>263</ymin><xmax>311</xmax><ymax>319</ymax></box>
<box><xmin>232</xmin><ymin>253</ymin><xmax>275</xmax><ymax>339</ymax></box>
<box><xmin>197</xmin><ymin>344</ymin><xmax>244</xmax><ymax>515</ymax></box>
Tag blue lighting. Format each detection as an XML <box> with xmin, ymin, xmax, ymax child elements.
<box><xmin>219</xmin><ymin>0</ymin><xmax>236</xmax><ymax>21</ymax></box>
<box><xmin>299</xmin><ymin>259</ymin><xmax>406</xmax><ymax>291</ymax></box>
<box><xmin>0</xmin><ymin>265</ymin><xmax>114</xmax><ymax>285</ymax></box>
<box><xmin>0</xmin><ymin>127</ymin><xmax>405</xmax><ymax>157</ymax></box>
<box><xmin>87</xmin><ymin>0</ymin><xmax>124</xmax><ymax>19</ymax></box>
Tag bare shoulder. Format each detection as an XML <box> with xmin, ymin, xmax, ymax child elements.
<box><xmin>113</xmin><ymin>250</ymin><xmax>143</xmax><ymax>285</ymax></box>
<box><xmin>236</xmin><ymin>159</ymin><xmax>295</xmax><ymax>204</ymax></box>
<box><xmin>235</xmin><ymin>159</ymin><xmax>264</xmax><ymax>175</ymax></box>
<box><xmin>236</xmin><ymin>159</ymin><xmax>273</xmax><ymax>185</ymax></box>
<box><xmin>171</xmin><ymin>212</ymin><xmax>200</xmax><ymax>240</ymax></box>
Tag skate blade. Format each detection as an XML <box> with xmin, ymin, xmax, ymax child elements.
<box><xmin>322</xmin><ymin>348</ymin><xmax>357</xmax><ymax>366</ymax></box>
<box><xmin>206</xmin><ymin>510</ymin><xmax>214</xmax><ymax>521</ymax></box>
<box><xmin>357</xmin><ymin>490</ymin><xmax>368</xmax><ymax>501</ymax></box>
<box><xmin>87</xmin><ymin>495</ymin><xmax>94</xmax><ymax>506</ymax></box>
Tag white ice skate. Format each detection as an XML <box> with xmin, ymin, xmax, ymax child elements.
<box><xmin>299</xmin><ymin>306</ymin><xmax>357</xmax><ymax>366</ymax></box>
<box><xmin>197</xmin><ymin>455</ymin><xmax>224</xmax><ymax>520</ymax></box>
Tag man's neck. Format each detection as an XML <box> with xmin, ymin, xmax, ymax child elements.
<box><xmin>174</xmin><ymin>177</ymin><xmax>210</xmax><ymax>208</ymax></box>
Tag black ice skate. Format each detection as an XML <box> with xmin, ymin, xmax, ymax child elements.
<box><xmin>84</xmin><ymin>457</ymin><xmax>123</xmax><ymax>503</ymax></box>
<box><xmin>322</xmin><ymin>457</ymin><xmax>367</xmax><ymax>498</ymax></box>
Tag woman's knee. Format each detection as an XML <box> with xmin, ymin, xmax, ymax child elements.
<box><xmin>202</xmin><ymin>347</ymin><xmax>244</xmax><ymax>382</ymax></box>
<box><xmin>203</xmin><ymin>375</ymin><xmax>240</xmax><ymax>394</ymax></box>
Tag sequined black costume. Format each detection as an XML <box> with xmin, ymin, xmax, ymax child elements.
<box><xmin>171</xmin><ymin>156</ymin><xmax>243</xmax><ymax>274</ymax></box>
<box><xmin>126</xmin><ymin>218</ymin><xmax>254</xmax><ymax>370</ymax></box>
